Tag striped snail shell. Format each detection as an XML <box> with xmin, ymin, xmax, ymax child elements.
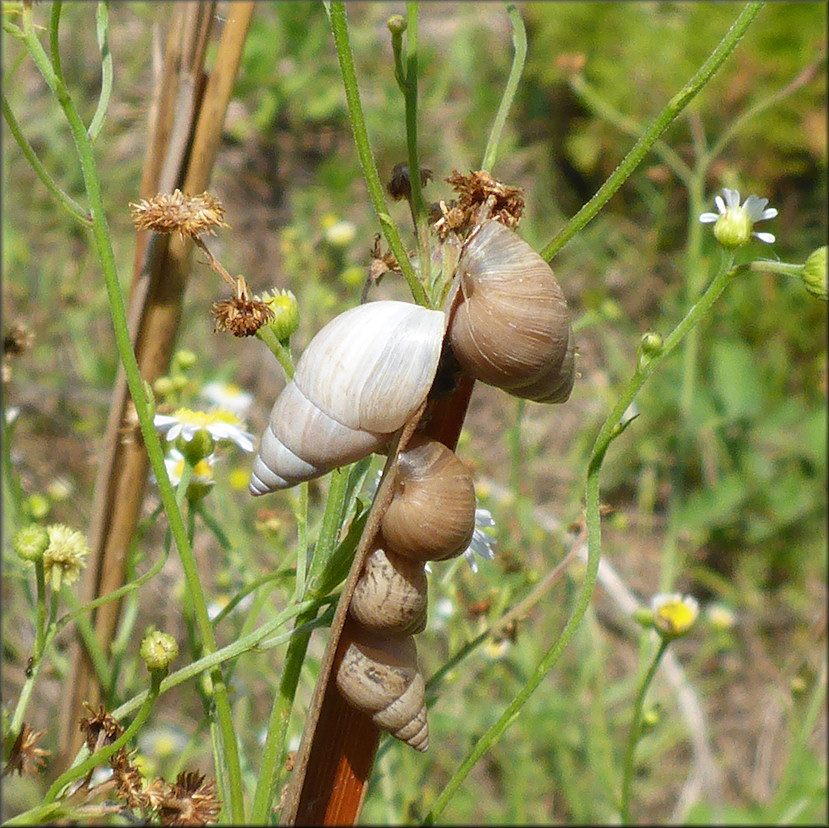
<box><xmin>380</xmin><ymin>434</ymin><xmax>476</xmax><ymax>562</ymax></box>
<box><xmin>336</xmin><ymin>627</ymin><xmax>429</xmax><ymax>751</ymax></box>
<box><xmin>448</xmin><ymin>219</ymin><xmax>575</xmax><ymax>403</ymax></box>
<box><xmin>349</xmin><ymin>544</ymin><xmax>428</xmax><ymax>635</ymax></box>
<box><xmin>249</xmin><ymin>301</ymin><xmax>445</xmax><ymax>494</ymax></box>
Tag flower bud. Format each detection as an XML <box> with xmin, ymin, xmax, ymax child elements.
<box><xmin>801</xmin><ymin>246</ymin><xmax>827</xmax><ymax>301</ymax></box>
<box><xmin>175</xmin><ymin>427</ymin><xmax>215</xmax><ymax>464</ymax></box>
<box><xmin>651</xmin><ymin>593</ymin><xmax>699</xmax><ymax>641</ymax></box>
<box><xmin>637</xmin><ymin>332</ymin><xmax>664</xmax><ymax>370</ymax></box>
<box><xmin>174</xmin><ymin>349</ymin><xmax>198</xmax><ymax>370</ymax></box>
<box><xmin>13</xmin><ymin>524</ymin><xmax>50</xmax><ymax>563</ymax></box>
<box><xmin>140</xmin><ymin>629</ymin><xmax>179</xmax><ymax>673</ymax></box>
<box><xmin>259</xmin><ymin>289</ymin><xmax>300</xmax><ymax>342</ymax></box>
<box><xmin>387</xmin><ymin>14</ymin><xmax>406</xmax><ymax>35</ymax></box>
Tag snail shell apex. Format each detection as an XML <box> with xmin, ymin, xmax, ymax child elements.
<box><xmin>336</xmin><ymin>628</ymin><xmax>429</xmax><ymax>751</ymax></box>
<box><xmin>250</xmin><ymin>301</ymin><xmax>446</xmax><ymax>493</ymax></box>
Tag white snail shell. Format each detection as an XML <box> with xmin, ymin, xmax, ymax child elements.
<box><xmin>250</xmin><ymin>301</ymin><xmax>445</xmax><ymax>494</ymax></box>
<box><xmin>349</xmin><ymin>544</ymin><xmax>428</xmax><ymax>635</ymax></box>
<box><xmin>336</xmin><ymin>627</ymin><xmax>429</xmax><ymax>751</ymax></box>
<box><xmin>380</xmin><ymin>435</ymin><xmax>476</xmax><ymax>562</ymax></box>
<box><xmin>448</xmin><ymin>220</ymin><xmax>575</xmax><ymax>403</ymax></box>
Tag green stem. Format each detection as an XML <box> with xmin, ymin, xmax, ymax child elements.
<box><xmin>256</xmin><ymin>326</ymin><xmax>295</xmax><ymax>380</ymax></box>
<box><xmin>620</xmin><ymin>639</ymin><xmax>670</xmax><ymax>824</ymax></box>
<box><xmin>540</xmin><ymin>1</ymin><xmax>765</xmax><ymax>262</ymax></box>
<box><xmin>424</xmin><ymin>254</ymin><xmax>750</xmax><ymax>823</ymax></box>
<box><xmin>87</xmin><ymin>1</ymin><xmax>112</xmax><ymax>141</ymax></box>
<box><xmin>250</xmin><ymin>604</ymin><xmax>319</xmax><ymax>823</ymax></box>
<box><xmin>481</xmin><ymin>2</ymin><xmax>526</xmax><ymax>172</ymax></box>
<box><xmin>43</xmin><ymin>670</ymin><xmax>163</xmax><ymax>804</ymax></box>
<box><xmin>1</xmin><ymin>94</ymin><xmax>92</xmax><ymax>225</ymax></box>
<box><xmin>18</xmin><ymin>4</ymin><xmax>245</xmax><ymax>819</ymax></box>
<box><xmin>328</xmin><ymin>1</ymin><xmax>428</xmax><ymax>306</ymax></box>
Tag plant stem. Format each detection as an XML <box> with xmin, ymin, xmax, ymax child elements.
<box><xmin>423</xmin><ymin>253</ymin><xmax>749</xmax><ymax>823</ymax></box>
<box><xmin>18</xmin><ymin>4</ymin><xmax>244</xmax><ymax>818</ymax></box>
<box><xmin>540</xmin><ymin>1</ymin><xmax>765</xmax><ymax>262</ymax></box>
<box><xmin>481</xmin><ymin>2</ymin><xmax>526</xmax><ymax>172</ymax></box>
<box><xmin>328</xmin><ymin>1</ymin><xmax>428</xmax><ymax>306</ymax></box>
<box><xmin>87</xmin><ymin>1</ymin><xmax>112</xmax><ymax>141</ymax></box>
<box><xmin>620</xmin><ymin>638</ymin><xmax>670</xmax><ymax>824</ymax></box>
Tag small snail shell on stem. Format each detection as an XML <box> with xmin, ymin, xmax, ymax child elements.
<box><xmin>447</xmin><ymin>220</ymin><xmax>575</xmax><ymax>403</ymax></box>
<box><xmin>380</xmin><ymin>434</ymin><xmax>476</xmax><ymax>562</ymax></box>
<box><xmin>250</xmin><ymin>301</ymin><xmax>445</xmax><ymax>493</ymax></box>
<box><xmin>336</xmin><ymin>627</ymin><xmax>429</xmax><ymax>752</ymax></box>
<box><xmin>349</xmin><ymin>544</ymin><xmax>428</xmax><ymax>635</ymax></box>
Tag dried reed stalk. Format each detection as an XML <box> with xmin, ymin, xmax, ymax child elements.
<box><xmin>58</xmin><ymin>1</ymin><xmax>255</xmax><ymax>765</ymax></box>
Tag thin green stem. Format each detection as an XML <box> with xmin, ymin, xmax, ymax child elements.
<box><xmin>540</xmin><ymin>1</ymin><xmax>765</xmax><ymax>262</ymax></box>
<box><xmin>43</xmin><ymin>670</ymin><xmax>163</xmax><ymax>804</ymax></box>
<box><xmin>292</xmin><ymin>482</ymin><xmax>309</xmax><ymax>602</ymax></box>
<box><xmin>620</xmin><ymin>638</ymin><xmax>670</xmax><ymax>824</ymax></box>
<box><xmin>328</xmin><ymin>1</ymin><xmax>428</xmax><ymax>306</ymax></box>
<box><xmin>256</xmin><ymin>326</ymin><xmax>295</xmax><ymax>380</ymax></box>
<box><xmin>481</xmin><ymin>2</ymin><xmax>526</xmax><ymax>173</ymax></box>
<box><xmin>18</xmin><ymin>4</ymin><xmax>245</xmax><ymax>817</ymax></box>
<box><xmin>424</xmin><ymin>252</ymin><xmax>752</xmax><ymax>822</ymax></box>
<box><xmin>2</xmin><ymin>94</ymin><xmax>92</xmax><ymax>225</ymax></box>
<box><xmin>87</xmin><ymin>2</ymin><xmax>112</xmax><ymax>141</ymax></box>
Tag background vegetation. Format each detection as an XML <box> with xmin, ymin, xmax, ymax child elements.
<box><xmin>3</xmin><ymin>1</ymin><xmax>826</xmax><ymax>824</ymax></box>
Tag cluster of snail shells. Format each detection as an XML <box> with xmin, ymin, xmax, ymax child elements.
<box><xmin>249</xmin><ymin>218</ymin><xmax>574</xmax><ymax>750</ymax></box>
<box><xmin>336</xmin><ymin>434</ymin><xmax>476</xmax><ymax>751</ymax></box>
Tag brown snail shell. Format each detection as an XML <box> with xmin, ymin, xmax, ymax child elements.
<box><xmin>448</xmin><ymin>219</ymin><xmax>575</xmax><ymax>403</ymax></box>
<box><xmin>349</xmin><ymin>545</ymin><xmax>428</xmax><ymax>635</ymax></box>
<box><xmin>336</xmin><ymin>628</ymin><xmax>429</xmax><ymax>751</ymax></box>
<box><xmin>380</xmin><ymin>435</ymin><xmax>476</xmax><ymax>562</ymax></box>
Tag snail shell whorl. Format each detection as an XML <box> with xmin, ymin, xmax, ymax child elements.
<box><xmin>449</xmin><ymin>220</ymin><xmax>575</xmax><ymax>403</ymax></box>
<box><xmin>336</xmin><ymin>628</ymin><xmax>429</xmax><ymax>751</ymax></box>
<box><xmin>250</xmin><ymin>301</ymin><xmax>445</xmax><ymax>494</ymax></box>
<box><xmin>349</xmin><ymin>545</ymin><xmax>428</xmax><ymax>635</ymax></box>
<box><xmin>380</xmin><ymin>435</ymin><xmax>476</xmax><ymax>562</ymax></box>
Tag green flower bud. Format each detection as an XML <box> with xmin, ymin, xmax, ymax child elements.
<box><xmin>387</xmin><ymin>14</ymin><xmax>406</xmax><ymax>35</ymax></box>
<box><xmin>801</xmin><ymin>246</ymin><xmax>827</xmax><ymax>301</ymax></box>
<box><xmin>637</xmin><ymin>331</ymin><xmax>664</xmax><ymax>370</ymax></box>
<box><xmin>713</xmin><ymin>210</ymin><xmax>752</xmax><ymax>248</ymax></box>
<box><xmin>176</xmin><ymin>427</ymin><xmax>215</xmax><ymax>464</ymax></box>
<box><xmin>140</xmin><ymin>629</ymin><xmax>179</xmax><ymax>672</ymax></box>
<box><xmin>25</xmin><ymin>494</ymin><xmax>51</xmax><ymax>521</ymax></box>
<box><xmin>153</xmin><ymin>376</ymin><xmax>176</xmax><ymax>398</ymax></box>
<box><xmin>259</xmin><ymin>289</ymin><xmax>300</xmax><ymax>342</ymax></box>
<box><xmin>641</xmin><ymin>703</ymin><xmax>661</xmax><ymax>733</ymax></box>
<box><xmin>174</xmin><ymin>349</ymin><xmax>197</xmax><ymax>370</ymax></box>
<box><xmin>14</xmin><ymin>524</ymin><xmax>50</xmax><ymax>563</ymax></box>
<box><xmin>632</xmin><ymin>606</ymin><xmax>654</xmax><ymax>628</ymax></box>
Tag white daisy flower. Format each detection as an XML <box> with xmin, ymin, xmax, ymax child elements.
<box><xmin>200</xmin><ymin>381</ymin><xmax>254</xmax><ymax>418</ymax></box>
<box><xmin>650</xmin><ymin>593</ymin><xmax>699</xmax><ymax>640</ymax></box>
<box><xmin>462</xmin><ymin>508</ymin><xmax>497</xmax><ymax>574</ymax></box>
<box><xmin>699</xmin><ymin>188</ymin><xmax>777</xmax><ymax>248</ymax></box>
<box><xmin>154</xmin><ymin>407</ymin><xmax>254</xmax><ymax>452</ymax></box>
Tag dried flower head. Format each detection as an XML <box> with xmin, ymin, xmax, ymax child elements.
<box><xmin>155</xmin><ymin>770</ymin><xmax>221</xmax><ymax>826</ymax></box>
<box><xmin>3</xmin><ymin>723</ymin><xmax>50</xmax><ymax>777</ymax></box>
<box><xmin>212</xmin><ymin>276</ymin><xmax>274</xmax><ymax>337</ymax></box>
<box><xmin>387</xmin><ymin>162</ymin><xmax>433</xmax><ymax>201</ymax></box>
<box><xmin>79</xmin><ymin>703</ymin><xmax>124</xmax><ymax>754</ymax></box>
<box><xmin>130</xmin><ymin>190</ymin><xmax>228</xmax><ymax>238</ymax></box>
<box><xmin>4</xmin><ymin>322</ymin><xmax>34</xmax><ymax>357</ymax></box>
<box><xmin>43</xmin><ymin>524</ymin><xmax>90</xmax><ymax>588</ymax></box>
<box><xmin>111</xmin><ymin>748</ymin><xmax>151</xmax><ymax>810</ymax></box>
<box><xmin>444</xmin><ymin>169</ymin><xmax>525</xmax><ymax>231</ymax></box>
<box><xmin>368</xmin><ymin>234</ymin><xmax>400</xmax><ymax>285</ymax></box>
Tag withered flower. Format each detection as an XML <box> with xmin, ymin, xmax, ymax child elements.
<box><xmin>130</xmin><ymin>190</ymin><xmax>228</xmax><ymax>239</ymax></box>
<box><xmin>3</xmin><ymin>322</ymin><xmax>34</xmax><ymax>357</ymax></box>
<box><xmin>387</xmin><ymin>162</ymin><xmax>433</xmax><ymax>201</ymax></box>
<box><xmin>156</xmin><ymin>770</ymin><xmax>221</xmax><ymax>826</ymax></box>
<box><xmin>368</xmin><ymin>234</ymin><xmax>400</xmax><ymax>283</ymax></box>
<box><xmin>111</xmin><ymin>748</ymin><xmax>151</xmax><ymax>810</ymax></box>
<box><xmin>2</xmin><ymin>723</ymin><xmax>49</xmax><ymax>777</ymax></box>
<box><xmin>79</xmin><ymin>702</ymin><xmax>124</xmax><ymax>754</ymax></box>
<box><xmin>444</xmin><ymin>169</ymin><xmax>525</xmax><ymax>230</ymax></box>
<box><xmin>212</xmin><ymin>275</ymin><xmax>274</xmax><ymax>337</ymax></box>
<box><xmin>431</xmin><ymin>199</ymin><xmax>468</xmax><ymax>240</ymax></box>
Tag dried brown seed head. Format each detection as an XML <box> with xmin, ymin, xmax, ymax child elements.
<box><xmin>212</xmin><ymin>276</ymin><xmax>274</xmax><ymax>337</ymax></box>
<box><xmin>130</xmin><ymin>190</ymin><xmax>229</xmax><ymax>238</ymax></box>
<box><xmin>387</xmin><ymin>162</ymin><xmax>433</xmax><ymax>201</ymax></box>
<box><xmin>444</xmin><ymin>169</ymin><xmax>525</xmax><ymax>230</ymax></box>
<box><xmin>156</xmin><ymin>770</ymin><xmax>221</xmax><ymax>826</ymax></box>
<box><xmin>2</xmin><ymin>723</ymin><xmax>49</xmax><ymax>777</ymax></box>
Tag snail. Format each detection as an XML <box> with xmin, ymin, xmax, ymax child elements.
<box><xmin>249</xmin><ymin>300</ymin><xmax>445</xmax><ymax>494</ymax></box>
<box><xmin>380</xmin><ymin>434</ymin><xmax>476</xmax><ymax>562</ymax></box>
<box><xmin>349</xmin><ymin>544</ymin><xmax>429</xmax><ymax>635</ymax></box>
<box><xmin>447</xmin><ymin>219</ymin><xmax>575</xmax><ymax>403</ymax></box>
<box><xmin>336</xmin><ymin>626</ymin><xmax>429</xmax><ymax>752</ymax></box>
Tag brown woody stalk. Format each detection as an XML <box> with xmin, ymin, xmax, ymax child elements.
<box><xmin>58</xmin><ymin>1</ymin><xmax>255</xmax><ymax>765</ymax></box>
<box><xmin>281</xmin><ymin>319</ymin><xmax>476</xmax><ymax>824</ymax></box>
